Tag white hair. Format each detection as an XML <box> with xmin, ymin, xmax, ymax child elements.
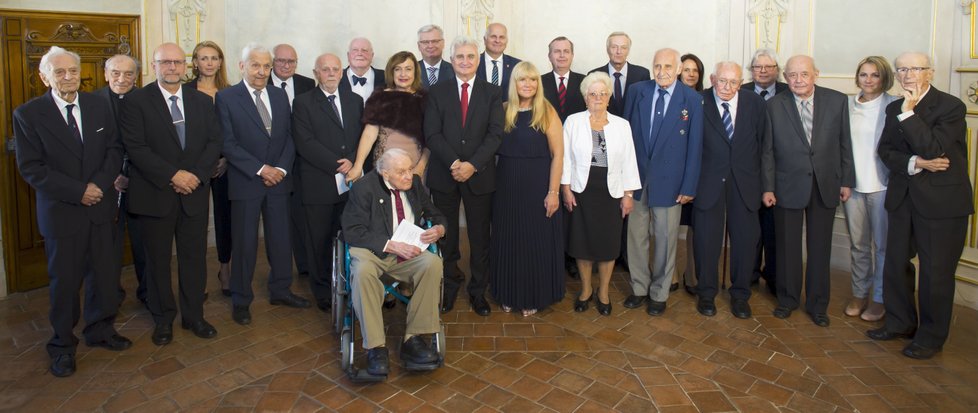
<box><xmin>240</xmin><ymin>42</ymin><xmax>271</xmax><ymax>62</ymax></box>
<box><xmin>751</xmin><ymin>48</ymin><xmax>780</xmax><ymax>67</ymax></box>
<box><xmin>39</xmin><ymin>46</ymin><xmax>80</xmax><ymax>77</ymax></box>
<box><xmin>417</xmin><ymin>24</ymin><xmax>443</xmax><ymax>40</ymax></box>
<box><xmin>713</xmin><ymin>61</ymin><xmax>743</xmax><ymax>79</ymax></box>
<box><xmin>376</xmin><ymin>148</ymin><xmax>411</xmax><ymax>173</ymax></box>
<box><xmin>450</xmin><ymin>35</ymin><xmax>479</xmax><ymax>57</ymax></box>
<box><xmin>105</xmin><ymin>54</ymin><xmax>139</xmax><ymax>71</ymax></box>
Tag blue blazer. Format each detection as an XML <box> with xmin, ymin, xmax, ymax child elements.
<box><xmin>624</xmin><ymin>80</ymin><xmax>704</xmax><ymax>207</ymax></box>
<box><xmin>216</xmin><ymin>81</ymin><xmax>295</xmax><ymax>200</ymax></box>
<box><xmin>476</xmin><ymin>53</ymin><xmax>520</xmax><ymax>101</ymax></box>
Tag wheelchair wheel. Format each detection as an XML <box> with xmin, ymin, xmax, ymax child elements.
<box><xmin>331</xmin><ymin>238</ymin><xmax>346</xmax><ymax>334</ymax></box>
<box><xmin>340</xmin><ymin>328</ymin><xmax>354</xmax><ymax>371</ymax></box>
<box><xmin>434</xmin><ymin>324</ymin><xmax>447</xmax><ymax>358</ymax></box>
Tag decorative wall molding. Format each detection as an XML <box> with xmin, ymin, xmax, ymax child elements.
<box><xmin>962</xmin><ymin>0</ymin><xmax>974</xmax><ymax>14</ymax></box>
<box><xmin>460</xmin><ymin>0</ymin><xmax>493</xmax><ymax>39</ymax></box>
<box><xmin>168</xmin><ymin>0</ymin><xmax>206</xmax><ymax>57</ymax></box>
<box><xmin>748</xmin><ymin>0</ymin><xmax>788</xmax><ymax>51</ymax></box>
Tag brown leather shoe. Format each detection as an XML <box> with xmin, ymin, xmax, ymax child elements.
<box><xmin>860</xmin><ymin>301</ymin><xmax>885</xmax><ymax>321</ymax></box>
<box><xmin>844</xmin><ymin>297</ymin><xmax>867</xmax><ymax>317</ymax></box>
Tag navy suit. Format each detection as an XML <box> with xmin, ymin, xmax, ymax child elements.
<box><xmin>274</xmin><ymin>73</ymin><xmax>315</xmax><ymax>280</ymax></box>
<box><xmin>693</xmin><ymin>89</ymin><xmax>767</xmax><ymax>301</ymax></box>
<box><xmin>476</xmin><ymin>53</ymin><xmax>520</xmax><ymax>101</ymax></box>
<box><xmin>589</xmin><ymin>62</ymin><xmax>651</xmax><ymax>117</ymax></box>
<box><xmin>14</xmin><ymin>91</ymin><xmax>123</xmax><ymax>357</ymax></box>
<box><xmin>216</xmin><ymin>82</ymin><xmax>296</xmax><ymax>307</ymax></box>
<box><xmin>419</xmin><ymin>60</ymin><xmax>455</xmax><ymax>90</ymax></box>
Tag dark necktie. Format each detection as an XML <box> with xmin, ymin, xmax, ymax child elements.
<box><xmin>557</xmin><ymin>76</ymin><xmax>566</xmax><ymax>114</ymax></box>
<box><xmin>760</xmin><ymin>90</ymin><xmax>769</xmax><ymax>100</ymax></box>
<box><xmin>169</xmin><ymin>96</ymin><xmax>186</xmax><ymax>149</ymax></box>
<box><xmin>613</xmin><ymin>72</ymin><xmax>623</xmax><ymax>107</ymax></box>
<box><xmin>352</xmin><ymin>75</ymin><xmax>366</xmax><ymax>86</ymax></box>
<box><xmin>391</xmin><ymin>189</ymin><xmax>407</xmax><ymax>263</ymax></box>
<box><xmin>460</xmin><ymin>83</ymin><xmax>469</xmax><ymax>127</ymax></box>
<box><xmin>327</xmin><ymin>94</ymin><xmax>342</xmax><ymax>128</ymax></box>
<box><xmin>648</xmin><ymin>88</ymin><xmax>667</xmax><ymax>148</ymax></box>
<box><xmin>280</xmin><ymin>81</ymin><xmax>288</xmax><ymax>99</ymax></box>
<box><xmin>721</xmin><ymin>102</ymin><xmax>734</xmax><ymax>140</ymax></box>
<box><xmin>65</xmin><ymin>104</ymin><xmax>82</xmax><ymax>144</ymax></box>
<box><xmin>491</xmin><ymin>60</ymin><xmax>499</xmax><ymax>86</ymax></box>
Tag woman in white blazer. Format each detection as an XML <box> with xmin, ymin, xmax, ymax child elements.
<box><xmin>843</xmin><ymin>55</ymin><xmax>898</xmax><ymax>322</ymax></box>
<box><xmin>561</xmin><ymin>71</ymin><xmax>641</xmax><ymax>316</ymax></box>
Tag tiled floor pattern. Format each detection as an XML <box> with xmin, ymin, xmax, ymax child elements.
<box><xmin>0</xmin><ymin>242</ymin><xmax>977</xmax><ymax>412</ymax></box>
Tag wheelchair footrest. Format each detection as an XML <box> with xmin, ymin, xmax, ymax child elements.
<box><xmin>346</xmin><ymin>367</ymin><xmax>387</xmax><ymax>383</ymax></box>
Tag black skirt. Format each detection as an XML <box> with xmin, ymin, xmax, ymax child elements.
<box><xmin>567</xmin><ymin>166</ymin><xmax>622</xmax><ymax>261</ymax></box>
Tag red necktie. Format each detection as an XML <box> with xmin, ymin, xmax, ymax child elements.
<box><xmin>460</xmin><ymin>82</ymin><xmax>469</xmax><ymax>127</ymax></box>
<box><xmin>557</xmin><ymin>76</ymin><xmax>566</xmax><ymax>114</ymax></box>
<box><xmin>392</xmin><ymin>189</ymin><xmax>407</xmax><ymax>262</ymax></box>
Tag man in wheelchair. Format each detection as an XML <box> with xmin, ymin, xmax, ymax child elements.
<box><xmin>341</xmin><ymin>148</ymin><xmax>447</xmax><ymax>375</ymax></box>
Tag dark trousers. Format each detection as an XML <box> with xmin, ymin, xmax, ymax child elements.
<box><xmin>230</xmin><ymin>193</ymin><xmax>294</xmax><ymax>307</ymax></box>
<box><xmin>693</xmin><ymin>178</ymin><xmax>757</xmax><ymax>300</ymax></box>
<box><xmin>753</xmin><ymin>206</ymin><xmax>777</xmax><ymax>284</ymax></box>
<box><xmin>774</xmin><ymin>180</ymin><xmax>835</xmax><ymax>314</ymax></box>
<box><xmin>883</xmin><ymin>199</ymin><xmax>966</xmax><ymax>348</ymax></box>
<box><xmin>211</xmin><ymin>173</ymin><xmax>232</xmax><ymax>263</ymax></box>
<box><xmin>114</xmin><ymin>191</ymin><xmax>146</xmax><ymax>303</ymax></box>
<box><xmin>432</xmin><ymin>185</ymin><xmax>492</xmax><ymax>298</ymax></box>
<box><xmin>304</xmin><ymin>201</ymin><xmax>345</xmax><ymax>304</ymax></box>
<box><xmin>46</xmin><ymin>221</ymin><xmax>120</xmax><ymax>357</ymax></box>
<box><xmin>291</xmin><ymin>190</ymin><xmax>310</xmax><ymax>275</ymax></box>
<box><xmin>137</xmin><ymin>208</ymin><xmax>208</xmax><ymax>326</ymax></box>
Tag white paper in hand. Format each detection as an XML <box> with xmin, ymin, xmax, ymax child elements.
<box><xmin>390</xmin><ymin>221</ymin><xmax>429</xmax><ymax>251</ymax></box>
<box><xmin>335</xmin><ymin>173</ymin><xmax>350</xmax><ymax>195</ymax></box>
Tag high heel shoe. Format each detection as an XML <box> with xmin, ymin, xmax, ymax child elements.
<box><xmin>574</xmin><ymin>294</ymin><xmax>592</xmax><ymax>312</ymax></box>
<box><xmin>596</xmin><ymin>299</ymin><xmax>612</xmax><ymax>316</ymax></box>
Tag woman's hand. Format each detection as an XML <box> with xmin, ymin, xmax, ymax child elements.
<box><xmin>620</xmin><ymin>195</ymin><xmax>634</xmax><ymax>218</ymax></box>
<box><xmin>346</xmin><ymin>165</ymin><xmax>363</xmax><ymax>183</ymax></box>
<box><xmin>562</xmin><ymin>186</ymin><xmax>576</xmax><ymax>212</ymax></box>
<box><xmin>544</xmin><ymin>191</ymin><xmax>559</xmax><ymax>218</ymax></box>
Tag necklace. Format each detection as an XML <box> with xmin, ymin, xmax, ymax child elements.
<box><xmin>517</xmin><ymin>107</ymin><xmax>532</xmax><ymax>112</ymax></box>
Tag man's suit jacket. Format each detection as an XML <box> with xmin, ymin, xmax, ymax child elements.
<box><xmin>741</xmin><ymin>81</ymin><xmax>789</xmax><ymax>98</ymax></box>
<box><xmin>694</xmin><ymin>89</ymin><xmax>768</xmax><ymax>212</ymax></box>
<box><xmin>339</xmin><ymin>67</ymin><xmax>386</xmax><ymax>98</ymax></box>
<box><xmin>476</xmin><ymin>53</ymin><xmax>521</xmax><ymax>100</ymax></box>
<box><xmin>93</xmin><ymin>86</ymin><xmax>133</xmax><ymax>127</ymax></box>
<box><xmin>877</xmin><ymin>86</ymin><xmax>973</xmax><ymax>218</ymax></box>
<box><xmin>120</xmin><ymin>83</ymin><xmax>222</xmax><ymax>217</ymax></box>
<box><xmin>423</xmin><ymin>77</ymin><xmax>504</xmax><ymax>195</ymax></box>
<box><xmin>542</xmin><ymin>70</ymin><xmax>586</xmax><ymax>122</ymax></box>
<box><xmin>216</xmin><ymin>82</ymin><xmax>295</xmax><ymax>200</ymax></box>
<box><xmin>762</xmin><ymin>85</ymin><xmax>855</xmax><ymax>209</ymax></box>
<box><xmin>589</xmin><ymin>62</ymin><xmax>651</xmax><ymax>117</ymax></box>
<box><xmin>341</xmin><ymin>171</ymin><xmax>447</xmax><ymax>258</ymax></box>
<box><xmin>419</xmin><ymin>60</ymin><xmax>455</xmax><ymax>90</ymax></box>
<box><xmin>292</xmin><ymin>88</ymin><xmax>364</xmax><ymax>205</ymax></box>
<box><xmin>290</xmin><ymin>73</ymin><xmax>316</xmax><ymax>95</ymax></box>
<box><xmin>623</xmin><ymin>80</ymin><xmax>704</xmax><ymax>207</ymax></box>
<box><xmin>14</xmin><ymin>91</ymin><xmax>122</xmax><ymax>238</ymax></box>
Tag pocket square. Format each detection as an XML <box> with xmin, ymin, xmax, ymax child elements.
<box><xmin>96</xmin><ymin>127</ymin><xmax>105</xmax><ymax>132</ymax></box>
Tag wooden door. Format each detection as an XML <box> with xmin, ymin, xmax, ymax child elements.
<box><xmin>0</xmin><ymin>10</ymin><xmax>140</xmax><ymax>292</ymax></box>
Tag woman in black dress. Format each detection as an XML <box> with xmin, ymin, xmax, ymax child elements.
<box><xmin>674</xmin><ymin>53</ymin><xmax>705</xmax><ymax>295</ymax></box>
<box><xmin>489</xmin><ymin>62</ymin><xmax>564</xmax><ymax>317</ymax></box>
<box><xmin>561</xmin><ymin>72</ymin><xmax>641</xmax><ymax>316</ymax></box>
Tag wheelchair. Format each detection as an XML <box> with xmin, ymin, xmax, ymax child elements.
<box><xmin>330</xmin><ymin>231</ymin><xmax>446</xmax><ymax>382</ymax></box>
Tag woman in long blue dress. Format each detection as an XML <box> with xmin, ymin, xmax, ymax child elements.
<box><xmin>489</xmin><ymin>62</ymin><xmax>565</xmax><ymax>316</ymax></box>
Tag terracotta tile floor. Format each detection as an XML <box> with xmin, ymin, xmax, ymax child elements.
<box><xmin>1</xmin><ymin>241</ymin><xmax>977</xmax><ymax>412</ymax></box>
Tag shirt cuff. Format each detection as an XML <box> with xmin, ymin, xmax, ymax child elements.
<box><xmin>897</xmin><ymin>110</ymin><xmax>915</xmax><ymax>122</ymax></box>
<box><xmin>275</xmin><ymin>167</ymin><xmax>288</xmax><ymax>176</ymax></box>
<box><xmin>256</xmin><ymin>165</ymin><xmax>264</xmax><ymax>176</ymax></box>
<box><xmin>907</xmin><ymin>155</ymin><xmax>922</xmax><ymax>175</ymax></box>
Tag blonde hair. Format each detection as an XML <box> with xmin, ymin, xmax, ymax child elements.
<box><xmin>503</xmin><ymin>61</ymin><xmax>554</xmax><ymax>133</ymax></box>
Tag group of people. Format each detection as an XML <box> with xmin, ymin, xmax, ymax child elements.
<box><xmin>13</xmin><ymin>21</ymin><xmax>969</xmax><ymax>378</ymax></box>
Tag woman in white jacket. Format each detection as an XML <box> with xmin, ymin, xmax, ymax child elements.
<box><xmin>561</xmin><ymin>72</ymin><xmax>641</xmax><ymax>316</ymax></box>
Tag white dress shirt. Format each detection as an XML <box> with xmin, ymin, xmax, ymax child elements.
<box><xmin>713</xmin><ymin>90</ymin><xmax>739</xmax><ymax>130</ymax></box>
<box><xmin>483</xmin><ymin>52</ymin><xmax>504</xmax><ymax>86</ymax></box>
<box><xmin>606</xmin><ymin>62</ymin><xmax>630</xmax><ymax>97</ymax></box>
<box><xmin>347</xmin><ymin>68</ymin><xmax>375</xmax><ymax>103</ymax></box>
<box><xmin>320</xmin><ymin>87</ymin><xmax>343</xmax><ymax>128</ymax></box>
<box><xmin>271</xmin><ymin>73</ymin><xmax>296</xmax><ymax>108</ymax></box>
<box><xmin>51</xmin><ymin>90</ymin><xmax>84</xmax><ymax>141</ymax></box>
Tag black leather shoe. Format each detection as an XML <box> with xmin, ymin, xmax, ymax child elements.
<box><xmin>366</xmin><ymin>347</ymin><xmax>389</xmax><ymax>376</ymax></box>
<box><xmin>270</xmin><ymin>293</ymin><xmax>311</xmax><ymax>308</ymax></box>
<box><xmin>50</xmin><ymin>354</ymin><xmax>76</xmax><ymax>377</ymax></box>
<box><xmin>470</xmin><ymin>295</ymin><xmax>491</xmax><ymax>316</ymax></box>
<box><xmin>902</xmin><ymin>342</ymin><xmax>941</xmax><ymax>360</ymax></box>
<box><xmin>86</xmin><ymin>334</ymin><xmax>133</xmax><ymax>351</ymax></box>
<box><xmin>810</xmin><ymin>312</ymin><xmax>830</xmax><ymax>327</ymax></box>
<box><xmin>646</xmin><ymin>300</ymin><xmax>667</xmax><ymax>316</ymax></box>
<box><xmin>669</xmin><ymin>282</ymin><xmax>679</xmax><ymax>292</ymax></box>
<box><xmin>574</xmin><ymin>294</ymin><xmax>592</xmax><ymax>312</ymax></box>
<box><xmin>623</xmin><ymin>295</ymin><xmax>648</xmax><ymax>309</ymax></box>
<box><xmin>683</xmin><ymin>284</ymin><xmax>697</xmax><ymax>296</ymax></box>
<box><xmin>596</xmin><ymin>299</ymin><xmax>612</xmax><ymax>316</ymax></box>
<box><xmin>400</xmin><ymin>336</ymin><xmax>439</xmax><ymax>370</ymax></box>
<box><xmin>152</xmin><ymin>324</ymin><xmax>173</xmax><ymax>346</ymax></box>
<box><xmin>440</xmin><ymin>289</ymin><xmax>458</xmax><ymax>313</ymax></box>
<box><xmin>696</xmin><ymin>298</ymin><xmax>716</xmax><ymax>317</ymax></box>
<box><xmin>866</xmin><ymin>327</ymin><xmax>915</xmax><ymax>341</ymax></box>
<box><xmin>731</xmin><ymin>299</ymin><xmax>752</xmax><ymax>319</ymax></box>
<box><xmin>772</xmin><ymin>305</ymin><xmax>792</xmax><ymax>319</ymax></box>
<box><xmin>221</xmin><ymin>289</ymin><xmax>232</xmax><ymax>297</ymax></box>
<box><xmin>317</xmin><ymin>298</ymin><xmax>332</xmax><ymax>313</ymax></box>
<box><xmin>181</xmin><ymin>319</ymin><xmax>217</xmax><ymax>339</ymax></box>
<box><xmin>232</xmin><ymin>305</ymin><xmax>252</xmax><ymax>325</ymax></box>
<box><xmin>383</xmin><ymin>295</ymin><xmax>397</xmax><ymax>309</ymax></box>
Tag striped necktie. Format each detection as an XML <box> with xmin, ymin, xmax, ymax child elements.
<box><xmin>428</xmin><ymin>66</ymin><xmax>437</xmax><ymax>85</ymax></box>
<box><xmin>721</xmin><ymin>102</ymin><xmax>734</xmax><ymax>140</ymax></box>
<box><xmin>491</xmin><ymin>60</ymin><xmax>499</xmax><ymax>86</ymax></box>
<box><xmin>557</xmin><ymin>76</ymin><xmax>566</xmax><ymax>114</ymax></box>
<box><xmin>800</xmin><ymin>99</ymin><xmax>813</xmax><ymax>144</ymax></box>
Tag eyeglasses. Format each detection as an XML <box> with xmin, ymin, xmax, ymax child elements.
<box><xmin>895</xmin><ymin>66</ymin><xmax>931</xmax><ymax>75</ymax></box>
<box><xmin>274</xmin><ymin>58</ymin><xmax>297</xmax><ymax>66</ymax></box>
<box><xmin>155</xmin><ymin>60</ymin><xmax>185</xmax><ymax>67</ymax></box>
<box><xmin>751</xmin><ymin>64</ymin><xmax>777</xmax><ymax>72</ymax></box>
<box><xmin>714</xmin><ymin>78</ymin><xmax>742</xmax><ymax>88</ymax></box>
<box><xmin>587</xmin><ymin>91</ymin><xmax>610</xmax><ymax>99</ymax></box>
<box><xmin>418</xmin><ymin>39</ymin><xmax>443</xmax><ymax>46</ymax></box>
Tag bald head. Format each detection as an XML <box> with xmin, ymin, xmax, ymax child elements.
<box><xmin>894</xmin><ymin>51</ymin><xmax>934</xmax><ymax>92</ymax></box>
<box><xmin>314</xmin><ymin>53</ymin><xmax>343</xmax><ymax>93</ymax></box>
<box><xmin>652</xmin><ymin>48</ymin><xmax>681</xmax><ymax>88</ymax></box>
<box><xmin>784</xmin><ymin>55</ymin><xmax>819</xmax><ymax>99</ymax></box>
<box><xmin>347</xmin><ymin>37</ymin><xmax>374</xmax><ymax>74</ymax></box>
<box><xmin>484</xmin><ymin>23</ymin><xmax>509</xmax><ymax>59</ymax></box>
<box><xmin>153</xmin><ymin>43</ymin><xmax>187</xmax><ymax>92</ymax></box>
<box><xmin>711</xmin><ymin>61</ymin><xmax>743</xmax><ymax>101</ymax></box>
<box><xmin>272</xmin><ymin>43</ymin><xmax>298</xmax><ymax>79</ymax></box>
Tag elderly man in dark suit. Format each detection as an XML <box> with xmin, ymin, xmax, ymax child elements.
<box><xmin>14</xmin><ymin>46</ymin><xmax>129</xmax><ymax>377</ymax></box>
<box><xmin>121</xmin><ymin>43</ymin><xmax>223</xmax><ymax>345</ymax></box>
<box><xmin>542</xmin><ymin>36</ymin><xmax>586</xmax><ymax>123</ymax></box>
<box><xmin>476</xmin><ymin>23</ymin><xmax>521</xmax><ymax>102</ymax></box>
<box><xmin>741</xmin><ymin>48</ymin><xmax>788</xmax><ymax>295</ymax></box>
<box><xmin>762</xmin><ymin>55</ymin><xmax>854</xmax><ymax>327</ymax></box>
<box><xmin>868</xmin><ymin>52</ymin><xmax>973</xmax><ymax>359</ymax></box>
<box><xmin>341</xmin><ymin>148</ymin><xmax>447</xmax><ymax>375</ymax></box>
<box><xmin>589</xmin><ymin>32</ymin><xmax>650</xmax><ymax>117</ymax></box>
<box><xmin>341</xmin><ymin>37</ymin><xmax>385</xmax><ymax>104</ymax></box>
<box><xmin>94</xmin><ymin>54</ymin><xmax>146</xmax><ymax>306</ymax></box>
<box><xmin>217</xmin><ymin>43</ymin><xmax>309</xmax><ymax>326</ymax></box>
<box><xmin>424</xmin><ymin>35</ymin><xmax>504</xmax><ymax>316</ymax></box>
<box><xmin>293</xmin><ymin>52</ymin><xmax>364</xmax><ymax>312</ymax></box>
<box><xmin>693</xmin><ymin>61</ymin><xmax>768</xmax><ymax>319</ymax></box>
<box><xmin>623</xmin><ymin>47</ymin><xmax>704</xmax><ymax>317</ymax></box>
<box><xmin>417</xmin><ymin>24</ymin><xmax>454</xmax><ymax>89</ymax></box>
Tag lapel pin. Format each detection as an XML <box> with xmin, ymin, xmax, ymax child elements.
<box><xmin>680</xmin><ymin>109</ymin><xmax>689</xmax><ymax>121</ymax></box>
<box><xmin>680</xmin><ymin>129</ymin><xmax>686</xmax><ymax>135</ymax></box>
<box><xmin>379</xmin><ymin>199</ymin><xmax>385</xmax><ymax>204</ymax></box>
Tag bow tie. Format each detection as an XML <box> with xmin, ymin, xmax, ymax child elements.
<box><xmin>352</xmin><ymin>76</ymin><xmax>366</xmax><ymax>86</ymax></box>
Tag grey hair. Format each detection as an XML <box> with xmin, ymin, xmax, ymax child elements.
<box><xmin>750</xmin><ymin>48</ymin><xmax>780</xmax><ymax>68</ymax></box>
<box><xmin>240</xmin><ymin>42</ymin><xmax>270</xmax><ymax>62</ymax></box>
<box><xmin>39</xmin><ymin>46</ymin><xmax>80</xmax><ymax>77</ymax></box>
<box><xmin>376</xmin><ymin>148</ymin><xmax>412</xmax><ymax>173</ymax></box>
<box><xmin>713</xmin><ymin>61</ymin><xmax>743</xmax><ymax>79</ymax></box>
<box><xmin>606</xmin><ymin>31</ymin><xmax>631</xmax><ymax>49</ymax></box>
<box><xmin>655</xmin><ymin>48</ymin><xmax>681</xmax><ymax>68</ymax></box>
<box><xmin>417</xmin><ymin>24</ymin><xmax>443</xmax><ymax>40</ymax></box>
<box><xmin>450</xmin><ymin>35</ymin><xmax>480</xmax><ymax>57</ymax></box>
<box><xmin>580</xmin><ymin>71</ymin><xmax>613</xmax><ymax>97</ymax></box>
<box><xmin>105</xmin><ymin>54</ymin><xmax>139</xmax><ymax>71</ymax></box>
<box><xmin>894</xmin><ymin>52</ymin><xmax>932</xmax><ymax>69</ymax></box>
